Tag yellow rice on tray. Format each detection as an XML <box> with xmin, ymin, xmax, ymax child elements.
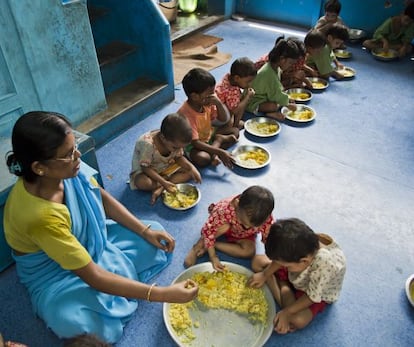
<box><xmin>169</xmin><ymin>270</ymin><xmax>268</xmax><ymax>343</ymax></box>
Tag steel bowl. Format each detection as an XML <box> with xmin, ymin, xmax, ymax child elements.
<box><xmin>244</xmin><ymin>117</ymin><xmax>281</xmax><ymax>138</ymax></box>
<box><xmin>281</xmin><ymin>104</ymin><xmax>316</xmax><ymax>123</ymax></box>
<box><xmin>334</xmin><ymin>49</ymin><xmax>352</xmax><ymax>59</ymax></box>
<box><xmin>306</xmin><ymin>77</ymin><xmax>329</xmax><ymax>91</ymax></box>
<box><xmin>348</xmin><ymin>28</ymin><xmax>367</xmax><ymax>43</ymax></box>
<box><xmin>232</xmin><ymin>145</ymin><xmax>271</xmax><ymax>169</ymax></box>
<box><xmin>406</xmin><ymin>274</ymin><xmax>414</xmax><ymax>307</ymax></box>
<box><xmin>371</xmin><ymin>48</ymin><xmax>399</xmax><ymax>61</ymax></box>
<box><xmin>285</xmin><ymin>88</ymin><xmax>312</xmax><ymax>103</ymax></box>
<box><xmin>163</xmin><ymin>262</ymin><xmax>277</xmax><ymax>347</ymax></box>
<box><xmin>335</xmin><ymin>66</ymin><xmax>356</xmax><ymax>79</ymax></box>
<box><xmin>162</xmin><ymin>183</ymin><xmax>200</xmax><ymax>210</ymax></box>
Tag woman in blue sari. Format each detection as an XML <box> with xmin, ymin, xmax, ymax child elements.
<box><xmin>3</xmin><ymin>111</ymin><xmax>198</xmax><ymax>343</ymax></box>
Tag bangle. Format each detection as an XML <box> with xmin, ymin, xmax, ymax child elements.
<box><xmin>147</xmin><ymin>282</ymin><xmax>157</xmax><ymax>301</ymax></box>
<box><xmin>141</xmin><ymin>224</ymin><xmax>151</xmax><ymax>237</ymax></box>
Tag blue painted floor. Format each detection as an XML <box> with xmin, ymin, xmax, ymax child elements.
<box><xmin>1</xmin><ymin>19</ymin><xmax>414</xmax><ymax>347</ymax></box>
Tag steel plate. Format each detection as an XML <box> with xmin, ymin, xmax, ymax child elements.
<box><xmin>163</xmin><ymin>262</ymin><xmax>276</xmax><ymax>347</ymax></box>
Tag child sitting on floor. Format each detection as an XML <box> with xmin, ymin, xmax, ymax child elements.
<box><xmin>184</xmin><ymin>185</ymin><xmax>274</xmax><ymax>271</ymax></box>
<box><xmin>248</xmin><ymin>218</ymin><xmax>346</xmax><ymax>334</ymax></box>
<box><xmin>178</xmin><ymin>68</ymin><xmax>238</xmax><ymax>169</ymax></box>
<box><xmin>255</xmin><ymin>37</ymin><xmax>313</xmax><ymax>90</ymax></box>
<box><xmin>215</xmin><ymin>57</ymin><xmax>257</xmax><ymax>130</ymax></box>
<box><xmin>129</xmin><ymin>113</ymin><xmax>201</xmax><ymax>204</ymax></box>
<box><xmin>363</xmin><ymin>2</ymin><xmax>414</xmax><ymax>57</ymax></box>
<box><xmin>247</xmin><ymin>37</ymin><xmax>301</xmax><ymax>121</ymax></box>
<box><xmin>305</xmin><ymin>24</ymin><xmax>349</xmax><ymax>79</ymax></box>
<box><xmin>313</xmin><ymin>0</ymin><xmax>348</xmax><ymax>37</ymax></box>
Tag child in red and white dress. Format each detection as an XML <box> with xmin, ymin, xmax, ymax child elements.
<box><xmin>184</xmin><ymin>186</ymin><xmax>275</xmax><ymax>271</ymax></box>
<box><xmin>215</xmin><ymin>57</ymin><xmax>257</xmax><ymax>129</ymax></box>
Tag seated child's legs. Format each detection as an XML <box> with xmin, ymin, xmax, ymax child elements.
<box><xmin>215</xmin><ymin>237</ymin><xmax>256</xmax><ymax>258</ymax></box>
<box><xmin>274</xmin><ymin>268</ymin><xmax>327</xmax><ymax>333</ymax></box>
<box><xmin>258</xmin><ymin>102</ymin><xmax>285</xmax><ymax>121</ymax></box>
<box><xmin>184</xmin><ymin>236</ymin><xmax>206</xmax><ymax>268</ymax></box>
<box><xmin>189</xmin><ymin>148</ymin><xmax>213</xmax><ymax>167</ymax></box>
<box><xmin>132</xmin><ymin>172</ymin><xmax>158</xmax><ymax>191</ymax></box>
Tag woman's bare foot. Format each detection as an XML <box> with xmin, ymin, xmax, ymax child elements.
<box><xmin>266</xmin><ymin>112</ymin><xmax>285</xmax><ymax>121</ymax></box>
<box><xmin>151</xmin><ymin>186</ymin><xmax>164</xmax><ymax>205</ymax></box>
<box><xmin>184</xmin><ymin>238</ymin><xmax>206</xmax><ymax>268</ymax></box>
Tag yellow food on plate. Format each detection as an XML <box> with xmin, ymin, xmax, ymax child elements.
<box><xmin>335</xmin><ymin>51</ymin><xmax>350</xmax><ymax>58</ymax></box>
<box><xmin>375</xmin><ymin>51</ymin><xmax>394</xmax><ymax>58</ymax></box>
<box><xmin>164</xmin><ymin>189</ymin><xmax>198</xmax><ymax>209</ymax></box>
<box><xmin>169</xmin><ymin>270</ymin><xmax>269</xmax><ymax>343</ymax></box>
<box><xmin>169</xmin><ymin>302</ymin><xmax>196</xmax><ymax>343</ymax></box>
<box><xmin>312</xmin><ymin>82</ymin><xmax>326</xmax><ymax>89</ymax></box>
<box><xmin>287</xmin><ymin>109</ymin><xmax>314</xmax><ymax>120</ymax></box>
<box><xmin>248</xmin><ymin>122</ymin><xmax>278</xmax><ymax>135</ymax></box>
<box><xmin>337</xmin><ymin>69</ymin><xmax>354</xmax><ymax>77</ymax></box>
<box><xmin>237</xmin><ymin>149</ymin><xmax>268</xmax><ymax>167</ymax></box>
<box><xmin>288</xmin><ymin>92</ymin><xmax>310</xmax><ymax>100</ymax></box>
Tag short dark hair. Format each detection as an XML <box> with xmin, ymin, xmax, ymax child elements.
<box><xmin>238</xmin><ymin>185</ymin><xmax>274</xmax><ymax>226</ymax></box>
<box><xmin>6</xmin><ymin>111</ymin><xmax>72</xmax><ymax>182</ymax></box>
<box><xmin>304</xmin><ymin>30</ymin><xmax>326</xmax><ymax>48</ymax></box>
<box><xmin>268</xmin><ymin>38</ymin><xmax>302</xmax><ymax>63</ymax></box>
<box><xmin>160</xmin><ymin>113</ymin><xmax>192</xmax><ymax>144</ymax></box>
<box><xmin>230</xmin><ymin>57</ymin><xmax>257</xmax><ymax>78</ymax></box>
<box><xmin>182</xmin><ymin>68</ymin><xmax>216</xmax><ymax>96</ymax></box>
<box><xmin>265</xmin><ymin>218</ymin><xmax>319</xmax><ymax>262</ymax></box>
<box><xmin>64</xmin><ymin>333</ymin><xmax>112</xmax><ymax>347</ymax></box>
<box><xmin>324</xmin><ymin>0</ymin><xmax>342</xmax><ymax>14</ymax></box>
<box><xmin>326</xmin><ymin>23</ymin><xmax>349</xmax><ymax>41</ymax></box>
<box><xmin>405</xmin><ymin>2</ymin><xmax>414</xmax><ymax>20</ymax></box>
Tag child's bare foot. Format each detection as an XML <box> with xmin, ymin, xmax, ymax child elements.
<box><xmin>151</xmin><ymin>186</ymin><xmax>164</xmax><ymax>205</ymax></box>
<box><xmin>237</xmin><ymin>120</ymin><xmax>245</xmax><ymax>129</ymax></box>
<box><xmin>216</xmin><ymin>134</ymin><xmax>238</xmax><ymax>149</ymax></box>
<box><xmin>266</xmin><ymin>112</ymin><xmax>285</xmax><ymax>121</ymax></box>
<box><xmin>211</xmin><ymin>154</ymin><xmax>222</xmax><ymax>166</ymax></box>
<box><xmin>184</xmin><ymin>238</ymin><xmax>206</xmax><ymax>268</ymax></box>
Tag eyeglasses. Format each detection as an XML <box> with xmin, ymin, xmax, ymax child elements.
<box><xmin>48</xmin><ymin>143</ymin><xmax>80</xmax><ymax>162</ymax></box>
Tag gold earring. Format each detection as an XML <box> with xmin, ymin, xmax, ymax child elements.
<box><xmin>38</xmin><ymin>170</ymin><xmax>44</xmax><ymax>176</ymax></box>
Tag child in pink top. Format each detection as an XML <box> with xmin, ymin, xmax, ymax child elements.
<box><xmin>178</xmin><ymin>68</ymin><xmax>238</xmax><ymax>168</ymax></box>
<box><xmin>184</xmin><ymin>185</ymin><xmax>274</xmax><ymax>271</ymax></box>
<box><xmin>215</xmin><ymin>57</ymin><xmax>257</xmax><ymax>129</ymax></box>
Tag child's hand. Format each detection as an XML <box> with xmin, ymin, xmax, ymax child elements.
<box><xmin>190</xmin><ymin>166</ymin><xmax>202</xmax><ymax>184</ymax></box>
<box><xmin>246</xmin><ymin>87</ymin><xmax>255</xmax><ymax>99</ymax></box>
<box><xmin>336</xmin><ymin>62</ymin><xmax>344</xmax><ymax>70</ymax></box>
<box><xmin>218</xmin><ymin>149</ymin><xmax>235</xmax><ymax>169</ymax></box>
<box><xmin>248</xmin><ymin>272</ymin><xmax>266</xmax><ymax>288</ymax></box>
<box><xmin>164</xmin><ymin>182</ymin><xmax>177</xmax><ymax>194</ymax></box>
<box><xmin>274</xmin><ymin>309</ymin><xmax>292</xmax><ymax>334</ymax></box>
<box><xmin>287</xmin><ymin>103</ymin><xmax>297</xmax><ymax>112</ymax></box>
<box><xmin>211</xmin><ymin>255</ymin><xmax>225</xmax><ymax>272</ymax></box>
<box><xmin>205</xmin><ymin>94</ymin><xmax>221</xmax><ymax>106</ymax></box>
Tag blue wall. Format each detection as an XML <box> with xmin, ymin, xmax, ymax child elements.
<box><xmin>5</xmin><ymin>0</ymin><xmax>107</xmax><ymax>130</ymax></box>
<box><xmin>237</xmin><ymin>0</ymin><xmax>322</xmax><ymax>28</ymax></box>
<box><xmin>236</xmin><ymin>0</ymin><xmax>408</xmax><ymax>35</ymax></box>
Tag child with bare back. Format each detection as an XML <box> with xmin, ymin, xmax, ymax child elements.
<box><xmin>178</xmin><ymin>68</ymin><xmax>238</xmax><ymax>169</ymax></box>
<box><xmin>184</xmin><ymin>185</ymin><xmax>274</xmax><ymax>271</ymax></box>
<box><xmin>129</xmin><ymin>113</ymin><xmax>201</xmax><ymax>204</ymax></box>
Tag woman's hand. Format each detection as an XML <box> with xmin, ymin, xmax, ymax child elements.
<box><xmin>165</xmin><ymin>280</ymin><xmax>199</xmax><ymax>303</ymax></box>
<box><xmin>145</xmin><ymin>229</ymin><xmax>175</xmax><ymax>252</ymax></box>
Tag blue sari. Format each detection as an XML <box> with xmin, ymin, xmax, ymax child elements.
<box><xmin>13</xmin><ymin>163</ymin><xmax>172</xmax><ymax>343</ymax></box>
